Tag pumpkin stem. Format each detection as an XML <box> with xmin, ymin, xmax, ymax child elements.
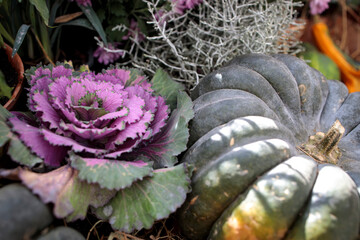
<box><xmin>316</xmin><ymin>120</ymin><xmax>345</xmax><ymax>156</ymax></box>
<box><xmin>298</xmin><ymin>120</ymin><xmax>345</xmax><ymax>164</ymax></box>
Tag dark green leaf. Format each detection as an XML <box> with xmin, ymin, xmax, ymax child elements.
<box><xmin>12</xmin><ymin>24</ymin><xmax>30</xmax><ymax>57</ymax></box>
<box><xmin>111</xmin><ymin>3</ymin><xmax>127</xmax><ymax>17</ymax></box>
<box><xmin>79</xmin><ymin>5</ymin><xmax>107</xmax><ymax>46</ymax></box>
<box><xmin>0</xmin><ymin>70</ymin><xmax>13</xmax><ymax>99</ymax></box>
<box><xmin>60</xmin><ymin>18</ymin><xmax>94</xmax><ymax>30</ymax></box>
<box><xmin>175</xmin><ymin>90</ymin><xmax>195</xmax><ymax>123</ymax></box>
<box><xmin>139</xmin><ymin>91</ymin><xmax>194</xmax><ymax>167</ymax></box>
<box><xmin>136</xmin><ymin>17</ymin><xmax>148</xmax><ymax>36</ymax></box>
<box><xmin>0</xmin><ymin>23</ymin><xmax>14</xmax><ymax>45</ymax></box>
<box><xmin>95</xmin><ymin>164</ymin><xmax>191</xmax><ymax>232</ymax></box>
<box><xmin>49</xmin><ymin>0</ymin><xmax>64</xmax><ymax>26</ymax></box>
<box><xmin>29</xmin><ymin>0</ymin><xmax>49</xmax><ymax>25</ymax></box>
<box><xmin>151</xmin><ymin>69</ymin><xmax>185</xmax><ymax>111</ymax></box>
<box><xmin>96</xmin><ymin>8</ymin><xmax>106</xmax><ymax>23</ymax></box>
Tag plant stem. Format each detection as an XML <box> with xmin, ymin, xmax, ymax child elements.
<box><xmin>316</xmin><ymin>120</ymin><xmax>345</xmax><ymax>156</ymax></box>
<box><xmin>30</xmin><ymin>28</ymin><xmax>54</xmax><ymax>65</ymax></box>
<box><xmin>299</xmin><ymin>120</ymin><xmax>345</xmax><ymax>164</ymax></box>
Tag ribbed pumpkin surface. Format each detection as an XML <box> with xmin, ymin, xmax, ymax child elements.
<box><xmin>178</xmin><ymin>54</ymin><xmax>360</xmax><ymax>240</ymax></box>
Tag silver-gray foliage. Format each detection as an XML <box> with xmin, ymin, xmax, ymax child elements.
<box><xmin>114</xmin><ymin>0</ymin><xmax>304</xmax><ymax>88</ymax></box>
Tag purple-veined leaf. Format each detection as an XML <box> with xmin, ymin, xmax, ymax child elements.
<box><xmin>72</xmin><ymin>105</ymin><xmax>108</xmax><ymax>121</ymax></box>
<box><xmin>48</xmin><ymin>76</ymin><xmax>72</xmax><ymax>103</ymax></box>
<box><xmin>70</xmin><ymin>153</ymin><xmax>154</xmax><ymax>190</ymax></box>
<box><xmin>41</xmin><ymin>128</ymin><xmax>107</xmax><ymax>156</ymax></box>
<box><xmin>19</xmin><ymin>165</ymin><xmax>117</xmax><ymax>221</ymax></box>
<box><xmin>94</xmin><ymin>164</ymin><xmax>191</xmax><ymax>232</ymax></box>
<box><xmin>96</xmin><ymin>91</ymin><xmax>126</xmax><ymax>112</ymax></box>
<box><xmin>0</xmin><ymin>106</ymin><xmax>42</xmax><ymax>167</ymax></box>
<box><xmin>10</xmin><ymin>116</ymin><xmax>67</xmax><ymax>166</ymax></box>
<box><xmin>19</xmin><ymin>165</ymin><xmax>74</xmax><ymax>204</ymax></box>
<box><xmin>115</xmin><ymin>95</ymin><xmax>145</xmax><ymax>125</ymax></box>
<box><xmin>149</xmin><ymin>96</ymin><xmax>169</xmax><ymax>137</ymax></box>
<box><xmin>7</xmin><ymin>136</ymin><xmax>43</xmax><ymax>167</ymax></box>
<box><xmin>108</xmin><ymin>110</ymin><xmax>153</xmax><ymax>147</ymax></box>
<box><xmin>139</xmin><ymin>91</ymin><xmax>194</xmax><ymax>168</ymax></box>
<box><xmin>96</xmin><ymin>68</ymin><xmax>130</xmax><ymax>86</ymax></box>
<box><xmin>59</xmin><ymin>121</ymin><xmax>117</xmax><ymax>141</ymax></box>
<box><xmin>33</xmin><ymin>90</ymin><xmax>62</xmax><ymax>130</ymax></box>
<box><xmin>125</xmin><ymin>69</ymin><xmax>152</xmax><ymax>91</ymax></box>
<box><xmin>125</xmin><ymin>85</ymin><xmax>157</xmax><ymax>113</ymax></box>
<box><xmin>104</xmin><ymin>138</ymin><xmax>140</xmax><ymax>158</ymax></box>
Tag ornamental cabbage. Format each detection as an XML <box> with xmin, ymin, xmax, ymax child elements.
<box><xmin>0</xmin><ymin>63</ymin><xmax>193</xmax><ymax>232</ymax></box>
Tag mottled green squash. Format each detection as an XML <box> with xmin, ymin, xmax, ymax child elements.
<box><xmin>177</xmin><ymin>54</ymin><xmax>360</xmax><ymax>240</ymax></box>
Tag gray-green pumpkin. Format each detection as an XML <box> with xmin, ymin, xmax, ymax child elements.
<box><xmin>177</xmin><ymin>53</ymin><xmax>360</xmax><ymax>240</ymax></box>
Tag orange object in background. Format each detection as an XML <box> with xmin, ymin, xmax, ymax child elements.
<box><xmin>312</xmin><ymin>21</ymin><xmax>360</xmax><ymax>93</ymax></box>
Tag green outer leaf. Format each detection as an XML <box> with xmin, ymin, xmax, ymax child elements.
<box><xmin>0</xmin><ymin>106</ymin><xmax>42</xmax><ymax>167</ymax></box>
<box><xmin>95</xmin><ymin>164</ymin><xmax>191</xmax><ymax>232</ymax></box>
<box><xmin>151</xmin><ymin>69</ymin><xmax>185</xmax><ymax>111</ymax></box>
<box><xmin>29</xmin><ymin>0</ymin><xmax>49</xmax><ymax>25</ymax></box>
<box><xmin>0</xmin><ymin>104</ymin><xmax>12</xmax><ymax>120</ymax></box>
<box><xmin>0</xmin><ymin>105</ymin><xmax>12</xmax><ymax>146</ymax></box>
<box><xmin>0</xmin><ymin>120</ymin><xmax>10</xmax><ymax>147</ymax></box>
<box><xmin>79</xmin><ymin>5</ymin><xmax>107</xmax><ymax>46</ymax></box>
<box><xmin>142</xmin><ymin>91</ymin><xmax>194</xmax><ymax>167</ymax></box>
<box><xmin>175</xmin><ymin>90</ymin><xmax>194</xmax><ymax>123</ymax></box>
<box><xmin>70</xmin><ymin>153</ymin><xmax>154</xmax><ymax>190</ymax></box>
<box><xmin>7</xmin><ymin>133</ymin><xmax>43</xmax><ymax>167</ymax></box>
<box><xmin>55</xmin><ymin>170</ymin><xmax>117</xmax><ymax>221</ymax></box>
<box><xmin>12</xmin><ymin>24</ymin><xmax>30</xmax><ymax>57</ymax></box>
<box><xmin>20</xmin><ymin>165</ymin><xmax>116</xmax><ymax>221</ymax></box>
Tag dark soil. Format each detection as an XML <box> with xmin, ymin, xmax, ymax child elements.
<box><xmin>0</xmin><ymin>47</ymin><xmax>18</xmax><ymax>106</ymax></box>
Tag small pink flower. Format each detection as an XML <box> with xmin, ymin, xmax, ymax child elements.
<box><xmin>171</xmin><ymin>0</ymin><xmax>202</xmax><ymax>15</ymax></box>
<box><xmin>310</xmin><ymin>0</ymin><xmax>330</xmax><ymax>15</ymax></box>
<box><xmin>122</xmin><ymin>19</ymin><xmax>146</xmax><ymax>43</ymax></box>
<box><xmin>184</xmin><ymin>0</ymin><xmax>202</xmax><ymax>9</ymax></box>
<box><xmin>69</xmin><ymin>0</ymin><xmax>91</xmax><ymax>6</ymax></box>
<box><xmin>155</xmin><ymin>9</ymin><xmax>167</xmax><ymax>27</ymax></box>
<box><xmin>172</xmin><ymin>0</ymin><xmax>186</xmax><ymax>15</ymax></box>
<box><xmin>93</xmin><ymin>42</ymin><xmax>123</xmax><ymax>65</ymax></box>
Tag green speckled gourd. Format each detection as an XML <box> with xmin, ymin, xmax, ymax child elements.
<box><xmin>177</xmin><ymin>54</ymin><xmax>360</xmax><ymax>240</ymax></box>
